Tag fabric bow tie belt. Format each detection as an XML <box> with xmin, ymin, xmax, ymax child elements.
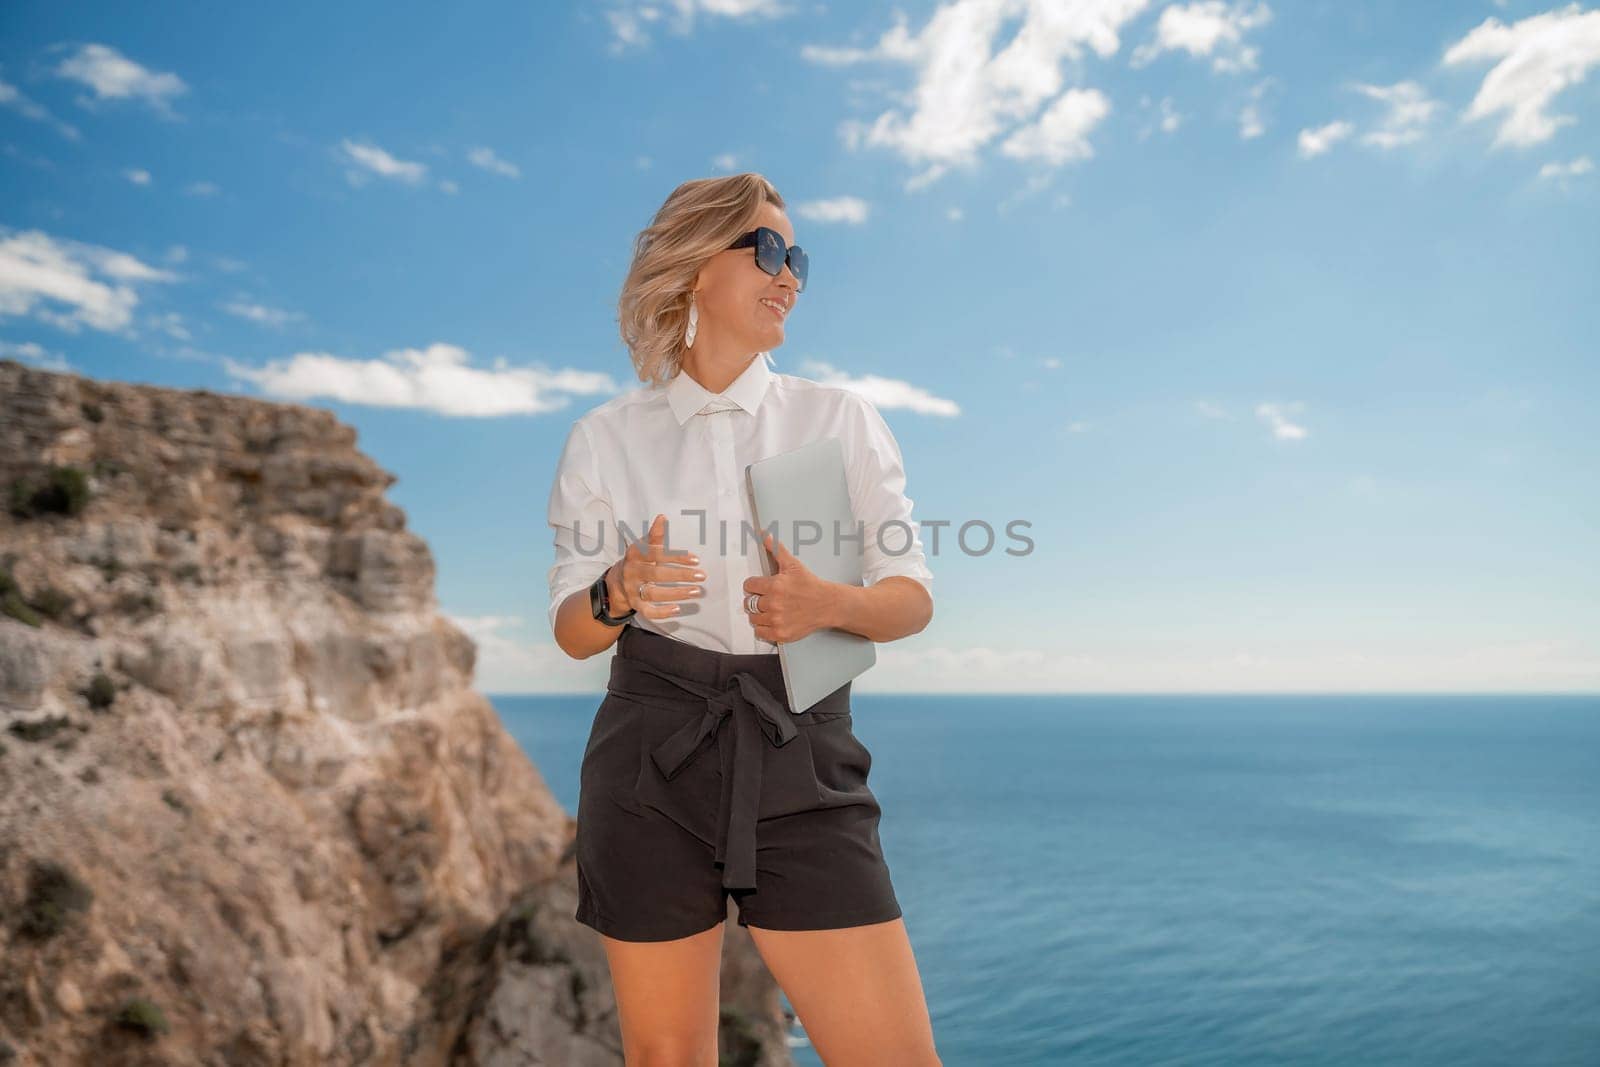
<box><xmin>610</xmin><ymin>656</ymin><xmax>832</xmax><ymax>892</ymax></box>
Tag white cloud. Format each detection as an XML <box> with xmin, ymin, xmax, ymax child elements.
<box><xmin>183</xmin><ymin>180</ymin><xmax>220</xmax><ymax>197</ymax></box>
<box><xmin>811</xmin><ymin>0</ymin><xmax>1149</xmax><ymax>188</ymax></box>
<box><xmin>798</xmin><ymin>359</ymin><xmax>961</xmax><ymax>416</ymax></box>
<box><xmin>1351</xmin><ymin>80</ymin><xmax>1441</xmax><ymax>149</ymax></box>
<box><xmin>1000</xmin><ymin>86</ymin><xmax>1111</xmax><ymax>164</ymax></box>
<box><xmin>123</xmin><ymin>167</ymin><xmax>151</xmax><ymax>185</ymax></box>
<box><xmin>222</xmin><ymin>343</ymin><xmax>622</xmax><ymax>417</ymax></box>
<box><xmin>1137</xmin><ymin>93</ymin><xmax>1183</xmax><ymax>139</ymax></box>
<box><xmin>0</xmin><ymin>227</ymin><xmax>178</xmax><ymax>334</ymax></box>
<box><xmin>1538</xmin><ymin>154</ymin><xmax>1593</xmax><ymax>179</ymax></box>
<box><xmin>54</xmin><ymin>43</ymin><xmax>188</xmax><ymax>117</ymax></box>
<box><xmin>467</xmin><ymin>146</ymin><xmax>522</xmax><ymax>178</ymax></box>
<box><xmin>1130</xmin><ymin>0</ymin><xmax>1272</xmax><ymax>74</ymax></box>
<box><xmin>1238</xmin><ymin>76</ymin><xmax>1273</xmax><ymax>138</ymax></box>
<box><xmin>221</xmin><ymin>299</ymin><xmax>306</xmax><ymax>329</ymax></box>
<box><xmin>482</xmin><ymin>630</ymin><xmax>1600</xmax><ymax>695</ymax></box>
<box><xmin>147</xmin><ymin>310</ymin><xmax>190</xmax><ymax>341</ymax></box>
<box><xmin>1255</xmin><ymin>400</ymin><xmax>1307</xmax><ymax>440</ymax></box>
<box><xmin>0</xmin><ymin>339</ymin><xmax>72</xmax><ymax>371</ymax></box>
<box><xmin>338</xmin><ymin>139</ymin><xmax>428</xmax><ymax>186</ymax></box>
<box><xmin>864</xmin><ymin>636</ymin><xmax>1600</xmax><ymax>692</ymax></box>
<box><xmin>1297</xmin><ymin>119</ymin><xmax>1353</xmax><ymax>158</ymax></box>
<box><xmin>793</xmin><ymin>196</ymin><xmax>871</xmax><ymax>224</ymax></box>
<box><xmin>1442</xmin><ymin>4</ymin><xmax>1600</xmax><ymax>149</ymax></box>
<box><xmin>0</xmin><ymin>72</ymin><xmax>82</xmax><ymax>140</ymax></box>
<box><xmin>604</xmin><ymin>0</ymin><xmax>795</xmax><ymax>52</ymax></box>
<box><xmin>711</xmin><ymin>152</ymin><xmax>739</xmax><ymax>170</ymax></box>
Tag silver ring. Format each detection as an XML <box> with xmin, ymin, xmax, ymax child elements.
<box><xmin>745</xmin><ymin>592</ymin><xmax>762</xmax><ymax>614</ymax></box>
<box><xmin>638</xmin><ymin>581</ymin><xmax>649</xmax><ymax>602</ymax></box>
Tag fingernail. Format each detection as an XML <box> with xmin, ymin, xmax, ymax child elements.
<box><xmin>669</xmin><ymin>604</ymin><xmax>681</xmax><ymax>613</ymax></box>
<box><xmin>692</xmin><ymin>571</ymin><xmax>706</xmax><ymax>580</ymax></box>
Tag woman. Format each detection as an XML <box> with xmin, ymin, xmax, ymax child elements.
<box><xmin>547</xmin><ymin>173</ymin><xmax>941</xmax><ymax>1065</ymax></box>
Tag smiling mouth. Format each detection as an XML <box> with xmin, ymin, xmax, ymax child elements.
<box><xmin>760</xmin><ymin>300</ymin><xmax>786</xmax><ymax>320</ymax></box>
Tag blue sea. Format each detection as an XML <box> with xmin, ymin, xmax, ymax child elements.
<box><xmin>492</xmin><ymin>693</ymin><xmax>1600</xmax><ymax>1066</ymax></box>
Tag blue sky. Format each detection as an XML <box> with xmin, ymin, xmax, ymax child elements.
<box><xmin>2</xmin><ymin>1</ymin><xmax>1596</xmax><ymax>694</ymax></box>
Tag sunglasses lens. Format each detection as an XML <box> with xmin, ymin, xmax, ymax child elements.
<box><xmin>754</xmin><ymin>228</ymin><xmax>807</xmax><ymax>291</ymax></box>
<box><xmin>754</xmin><ymin>229</ymin><xmax>781</xmax><ymax>273</ymax></box>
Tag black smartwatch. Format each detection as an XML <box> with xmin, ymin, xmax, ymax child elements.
<box><xmin>589</xmin><ymin>565</ymin><xmax>635</xmax><ymax>626</ymax></box>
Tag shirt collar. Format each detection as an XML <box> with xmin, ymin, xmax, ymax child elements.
<box><xmin>665</xmin><ymin>351</ymin><xmax>775</xmax><ymax>426</ymax></box>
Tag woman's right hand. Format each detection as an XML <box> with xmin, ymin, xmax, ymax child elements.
<box><xmin>606</xmin><ymin>512</ymin><xmax>705</xmax><ymax>619</ymax></box>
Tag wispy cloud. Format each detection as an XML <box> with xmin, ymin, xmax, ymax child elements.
<box><xmin>1297</xmin><ymin>119</ymin><xmax>1353</xmax><ymax>158</ymax></box>
<box><xmin>147</xmin><ymin>310</ymin><xmax>190</xmax><ymax>341</ymax></box>
<box><xmin>1443</xmin><ymin>4</ymin><xmax>1600</xmax><ymax>149</ymax></box>
<box><xmin>221</xmin><ymin>299</ymin><xmax>306</xmax><ymax>330</ymax></box>
<box><xmin>793</xmin><ymin>196</ymin><xmax>871</xmax><ymax>224</ymax></box>
<box><xmin>806</xmin><ymin>1</ymin><xmax>1146</xmax><ymax>189</ymax></box>
<box><xmin>123</xmin><ymin>167</ymin><xmax>151</xmax><ymax>185</ymax></box>
<box><xmin>1130</xmin><ymin>0</ymin><xmax>1272</xmax><ymax>74</ymax></box>
<box><xmin>869</xmin><ymin>636</ymin><xmax>1600</xmax><ymax>692</ymax></box>
<box><xmin>604</xmin><ymin>0</ymin><xmax>795</xmax><ymax>53</ymax></box>
<box><xmin>467</xmin><ymin>146</ymin><xmax>522</xmax><ymax>179</ymax></box>
<box><xmin>1351</xmin><ymin>80</ymin><xmax>1441</xmax><ymax>149</ymax></box>
<box><xmin>1299</xmin><ymin>79</ymin><xmax>1442</xmax><ymax>158</ymax></box>
<box><xmin>0</xmin><ymin>227</ymin><xmax>179</xmax><ymax>334</ymax></box>
<box><xmin>0</xmin><ymin>339</ymin><xmax>72</xmax><ymax>371</ymax></box>
<box><xmin>1255</xmin><ymin>400</ymin><xmax>1307</xmax><ymax>440</ymax></box>
<box><xmin>0</xmin><ymin>70</ymin><xmax>82</xmax><ymax>140</ymax></box>
<box><xmin>54</xmin><ymin>43</ymin><xmax>188</xmax><ymax>118</ymax></box>
<box><xmin>799</xmin><ymin>359</ymin><xmax>960</xmax><ymax>416</ymax></box>
<box><xmin>1538</xmin><ymin>154</ymin><xmax>1593</xmax><ymax>181</ymax></box>
<box><xmin>338</xmin><ymin>138</ymin><xmax>428</xmax><ymax>186</ymax></box>
<box><xmin>183</xmin><ymin>180</ymin><xmax>220</xmax><ymax>197</ymax></box>
<box><xmin>1238</xmin><ymin>76</ymin><xmax>1273</xmax><ymax>139</ymax></box>
<box><xmin>223</xmin><ymin>343</ymin><xmax>622</xmax><ymax>417</ymax></box>
<box><xmin>1137</xmin><ymin>93</ymin><xmax>1184</xmax><ymax>139</ymax></box>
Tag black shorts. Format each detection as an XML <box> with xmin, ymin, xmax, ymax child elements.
<box><xmin>574</xmin><ymin>624</ymin><xmax>902</xmax><ymax>942</ymax></box>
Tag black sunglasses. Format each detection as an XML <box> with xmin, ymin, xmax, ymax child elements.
<box><xmin>728</xmin><ymin>226</ymin><xmax>808</xmax><ymax>293</ymax></box>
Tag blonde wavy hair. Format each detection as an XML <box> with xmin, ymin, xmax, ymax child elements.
<box><xmin>617</xmin><ymin>173</ymin><xmax>787</xmax><ymax>387</ymax></box>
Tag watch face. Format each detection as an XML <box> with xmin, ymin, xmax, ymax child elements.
<box><xmin>591</xmin><ymin>572</ymin><xmax>628</xmax><ymax>624</ymax></box>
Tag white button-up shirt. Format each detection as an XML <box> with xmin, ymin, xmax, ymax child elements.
<box><xmin>546</xmin><ymin>351</ymin><xmax>934</xmax><ymax>655</ymax></box>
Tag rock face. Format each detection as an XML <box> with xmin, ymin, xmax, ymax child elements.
<box><xmin>0</xmin><ymin>360</ymin><xmax>792</xmax><ymax>1066</ymax></box>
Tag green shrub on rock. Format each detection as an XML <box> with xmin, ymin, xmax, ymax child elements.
<box><xmin>19</xmin><ymin>860</ymin><xmax>93</xmax><ymax>939</ymax></box>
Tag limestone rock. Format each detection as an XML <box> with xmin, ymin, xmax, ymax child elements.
<box><xmin>0</xmin><ymin>359</ymin><xmax>792</xmax><ymax>1066</ymax></box>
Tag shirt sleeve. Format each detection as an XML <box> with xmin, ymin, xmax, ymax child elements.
<box><xmin>843</xmin><ymin>393</ymin><xmax>934</xmax><ymax>602</ymax></box>
<box><xmin>546</xmin><ymin>418</ymin><xmax>618</xmax><ymax>634</ymax></box>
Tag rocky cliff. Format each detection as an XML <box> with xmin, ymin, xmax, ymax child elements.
<box><xmin>0</xmin><ymin>359</ymin><xmax>792</xmax><ymax>1066</ymax></box>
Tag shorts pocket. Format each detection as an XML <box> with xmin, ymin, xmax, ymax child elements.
<box><xmin>579</xmin><ymin>694</ymin><xmax>646</xmax><ymax>816</ymax></box>
<box><xmin>806</xmin><ymin>712</ymin><xmax>882</xmax><ymax>802</ymax></box>
<box><xmin>754</xmin><ymin>728</ymin><xmax>824</xmax><ymax>818</ymax></box>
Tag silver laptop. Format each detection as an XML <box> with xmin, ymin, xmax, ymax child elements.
<box><xmin>745</xmin><ymin>435</ymin><xmax>876</xmax><ymax>714</ymax></box>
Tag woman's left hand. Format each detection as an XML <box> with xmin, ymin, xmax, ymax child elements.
<box><xmin>742</xmin><ymin>531</ymin><xmax>835</xmax><ymax>644</ymax></box>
